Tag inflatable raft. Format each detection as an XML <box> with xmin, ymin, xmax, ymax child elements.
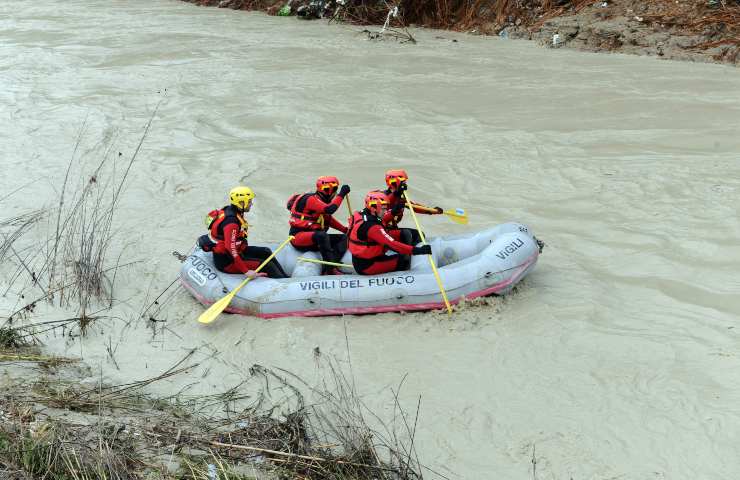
<box><xmin>180</xmin><ymin>222</ymin><xmax>543</xmax><ymax>318</ymax></box>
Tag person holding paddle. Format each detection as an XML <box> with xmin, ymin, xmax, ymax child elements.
<box><xmin>348</xmin><ymin>191</ymin><xmax>432</xmax><ymax>275</ymax></box>
<box><xmin>286</xmin><ymin>176</ymin><xmax>351</xmax><ymax>275</ymax></box>
<box><xmin>382</xmin><ymin>169</ymin><xmax>443</xmax><ymax>246</ymax></box>
<box><xmin>204</xmin><ymin>186</ymin><xmax>289</xmax><ymax>279</ymax></box>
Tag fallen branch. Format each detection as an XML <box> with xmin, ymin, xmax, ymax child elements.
<box><xmin>207</xmin><ymin>440</ymin><xmax>400</xmax><ymax>471</ymax></box>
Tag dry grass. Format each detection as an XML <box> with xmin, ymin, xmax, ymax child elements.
<box><xmin>0</xmin><ymin>328</ymin><xmax>31</xmax><ymax>349</ymax></box>
<box><xmin>0</xmin><ymin>342</ymin><xmax>426</xmax><ymax>480</ymax></box>
<box><xmin>2</xmin><ymin>106</ymin><xmax>160</xmax><ymax>341</ymax></box>
<box><xmin>188</xmin><ymin>0</ymin><xmax>599</xmax><ymax>32</ymax></box>
<box><xmin>0</xmin><ymin>420</ymin><xmax>141</xmax><ymax>480</ymax></box>
<box><xmin>42</xmin><ymin>106</ymin><xmax>159</xmax><ymax>324</ymax></box>
<box><xmin>641</xmin><ymin>0</ymin><xmax>740</xmax><ymax>61</ymax></box>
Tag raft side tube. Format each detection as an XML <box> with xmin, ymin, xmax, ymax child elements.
<box><xmin>180</xmin><ymin>222</ymin><xmax>541</xmax><ymax>318</ymax></box>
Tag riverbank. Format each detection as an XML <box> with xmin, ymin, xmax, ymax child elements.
<box><xmin>184</xmin><ymin>0</ymin><xmax>740</xmax><ymax>65</ymax></box>
<box><xmin>0</xmin><ymin>328</ymin><xmax>422</xmax><ymax>479</ymax></box>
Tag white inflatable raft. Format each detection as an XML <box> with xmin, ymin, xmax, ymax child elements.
<box><xmin>180</xmin><ymin>222</ymin><xmax>543</xmax><ymax>318</ymax></box>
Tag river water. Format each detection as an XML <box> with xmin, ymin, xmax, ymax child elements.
<box><xmin>2</xmin><ymin>0</ymin><xmax>740</xmax><ymax>478</ymax></box>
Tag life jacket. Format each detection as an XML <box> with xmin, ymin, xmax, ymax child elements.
<box><xmin>348</xmin><ymin>211</ymin><xmax>386</xmax><ymax>259</ymax></box>
<box><xmin>197</xmin><ymin>209</ymin><xmax>220</xmax><ymax>252</ymax></box>
<box><xmin>207</xmin><ymin>205</ymin><xmax>248</xmax><ymax>253</ymax></box>
<box><xmin>287</xmin><ymin>193</ymin><xmax>326</xmax><ymax>231</ymax></box>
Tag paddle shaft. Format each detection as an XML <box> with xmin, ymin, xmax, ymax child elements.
<box><xmin>251</xmin><ymin>236</ymin><xmax>293</xmax><ymax>277</ymax></box>
<box><xmin>298</xmin><ymin>257</ymin><xmax>352</xmax><ymax>269</ymax></box>
<box><xmin>197</xmin><ymin>236</ymin><xmax>294</xmax><ymax>324</ymax></box>
<box><xmin>402</xmin><ymin>192</ymin><xmax>452</xmax><ymax>315</ymax></box>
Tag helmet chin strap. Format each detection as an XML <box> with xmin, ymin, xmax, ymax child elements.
<box><xmin>318</xmin><ymin>191</ymin><xmax>333</xmax><ymax>202</ymax></box>
<box><xmin>366</xmin><ymin>206</ymin><xmax>383</xmax><ymax>219</ymax></box>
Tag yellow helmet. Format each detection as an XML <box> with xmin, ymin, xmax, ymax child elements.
<box><xmin>229</xmin><ymin>186</ymin><xmax>255</xmax><ymax>210</ymax></box>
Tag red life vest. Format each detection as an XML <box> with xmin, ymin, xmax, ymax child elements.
<box><xmin>208</xmin><ymin>205</ymin><xmax>248</xmax><ymax>253</ymax></box>
<box><xmin>287</xmin><ymin>193</ymin><xmax>326</xmax><ymax>231</ymax></box>
<box><xmin>348</xmin><ymin>211</ymin><xmax>385</xmax><ymax>259</ymax></box>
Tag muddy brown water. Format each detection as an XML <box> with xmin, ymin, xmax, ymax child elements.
<box><xmin>2</xmin><ymin>0</ymin><xmax>740</xmax><ymax>478</ymax></box>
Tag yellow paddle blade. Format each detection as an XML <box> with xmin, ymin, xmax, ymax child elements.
<box><xmin>197</xmin><ymin>288</ymin><xmax>241</xmax><ymax>324</ymax></box>
<box><xmin>197</xmin><ymin>236</ymin><xmax>295</xmax><ymax>325</ymax></box>
<box><xmin>413</xmin><ymin>204</ymin><xmax>468</xmax><ymax>225</ymax></box>
<box><xmin>444</xmin><ymin>209</ymin><xmax>468</xmax><ymax>225</ymax></box>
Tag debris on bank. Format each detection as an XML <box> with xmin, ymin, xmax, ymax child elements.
<box><xmin>184</xmin><ymin>0</ymin><xmax>740</xmax><ymax>65</ymax></box>
<box><xmin>0</xmin><ymin>342</ymin><xmax>424</xmax><ymax>479</ymax></box>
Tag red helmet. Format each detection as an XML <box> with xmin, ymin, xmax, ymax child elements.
<box><xmin>316</xmin><ymin>176</ymin><xmax>339</xmax><ymax>196</ymax></box>
<box><xmin>384</xmin><ymin>169</ymin><xmax>408</xmax><ymax>189</ymax></box>
<box><xmin>364</xmin><ymin>190</ymin><xmax>388</xmax><ymax>216</ymax></box>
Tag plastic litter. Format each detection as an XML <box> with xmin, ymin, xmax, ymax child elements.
<box><xmin>277</xmin><ymin>2</ymin><xmax>291</xmax><ymax>16</ymax></box>
<box><xmin>379</xmin><ymin>6</ymin><xmax>399</xmax><ymax>34</ymax></box>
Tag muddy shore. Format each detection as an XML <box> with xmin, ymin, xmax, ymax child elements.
<box><xmin>185</xmin><ymin>0</ymin><xmax>740</xmax><ymax>65</ymax></box>
<box><xmin>0</xmin><ymin>332</ymin><xmax>422</xmax><ymax>479</ymax></box>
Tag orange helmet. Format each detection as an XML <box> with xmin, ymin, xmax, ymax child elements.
<box><xmin>384</xmin><ymin>169</ymin><xmax>408</xmax><ymax>189</ymax></box>
<box><xmin>316</xmin><ymin>176</ymin><xmax>339</xmax><ymax>196</ymax></box>
<box><xmin>364</xmin><ymin>190</ymin><xmax>388</xmax><ymax>216</ymax></box>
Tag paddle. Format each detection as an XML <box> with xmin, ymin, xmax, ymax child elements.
<box><xmin>197</xmin><ymin>236</ymin><xmax>294</xmax><ymax>325</ymax></box>
<box><xmin>412</xmin><ymin>205</ymin><xmax>469</xmax><ymax>224</ymax></box>
<box><xmin>298</xmin><ymin>257</ymin><xmax>352</xmax><ymax>269</ymax></box>
<box><xmin>403</xmin><ymin>191</ymin><xmax>452</xmax><ymax>315</ymax></box>
<box><xmin>345</xmin><ymin>193</ymin><xmax>352</xmax><ymax>216</ymax></box>
<box><xmin>441</xmin><ymin>208</ymin><xmax>468</xmax><ymax>224</ymax></box>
